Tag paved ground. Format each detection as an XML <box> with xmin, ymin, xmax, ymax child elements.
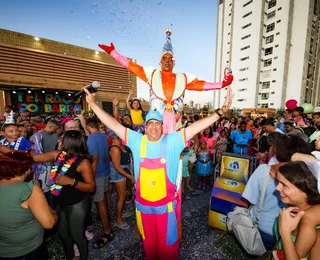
<box><xmin>47</xmin><ymin>177</ymin><xmax>257</xmax><ymax>260</ymax></box>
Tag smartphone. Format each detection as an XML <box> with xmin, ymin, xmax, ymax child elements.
<box><xmin>73</xmin><ymin>104</ymin><xmax>81</xmax><ymax>115</ymax></box>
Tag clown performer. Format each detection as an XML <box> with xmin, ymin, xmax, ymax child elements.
<box><xmin>83</xmin><ymin>86</ymin><xmax>232</xmax><ymax>260</ymax></box>
<box><xmin>98</xmin><ymin>29</ymin><xmax>233</xmax><ymax>134</ymax></box>
<box><xmin>99</xmin><ymin>29</ymin><xmax>233</xmax><ymax>246</ymax></box>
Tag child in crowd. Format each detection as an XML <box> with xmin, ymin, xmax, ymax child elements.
<box><xmin>195</xmin><ymin>140</ymin><xmax>213</xmax><ymax>190</ymax></box>
<box><xmin>200</xmin><ymin>127</ymin><xmax>216</xmax><ymax>155</ymax></box>
<box><xmin>17</xmin><ymin>125</ymin><xmax>28</xmax><ymax>138</ymax></box>
<box><xmin>181</xmin><ymin>140</ymin><xmax>197</xmax><ymax>198</ymax></box>
<box><xmin>16</xmin><ymin>108</ymin><xmax>30</xmax><ymax>126</ymax></box>
<box><xmin>126</xmin><ymin>89</ymin><xmax>145</xmax><ymax>133</ymax></box>
<box><xmin>215</xmin><ymin>129</ymin><xmax>228</xmax><ymax>163</ymax></box>
<box><xmin>0</xmin><ymin>124</ymin><xmax>33</xmax><ymax>152</ymax></box>
<box><xmin>292</xmin><ymin>106</ymin><xmax>306</xmax><ymax>127</ymax></box>
<box><xmin>181</xmin><ymin>147</ymin><xmax>190</xmax><ymax>197</ymax></box>
<box><xmin>2</xmin><ymin>105</ymin><xmax>14</xmax><ymax>121</ymax></box>
<box><xmin>313</xmin><ymin>111</ymin><xmax>320</xmax><ymax>130</ymax></box>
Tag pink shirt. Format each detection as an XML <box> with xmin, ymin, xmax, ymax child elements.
<box><xmin>200</xmin><ymin>134</ymin><xmax>216</xmax><ymax>154</ymax></box>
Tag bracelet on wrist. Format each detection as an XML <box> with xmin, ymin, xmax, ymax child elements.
<box><xmin>71</xmin><ymin>179</ymin><xmax>79</xmax><ymax>187</ymax></box>
<box><xmin>215</xmin><ymin>109</ymin><xmax>223</xmax><ymax>118</ymax></box>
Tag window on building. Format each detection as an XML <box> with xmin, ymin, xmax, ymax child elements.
<box><xmin>240</xmin><ymin>56</ymin><xmax>249</xmax><ymax>61</ymax></box>
<box><xmin>267</xmin><ymin>11</ymin><xmax>276</xmax><ymax>19</ymax></box>
<box><xmin>237</xmin><ymin>99</ymin><xmax>247</xmax><ymax>102</ymax></box>
<box><xmin>242</xmin><ymin>23</ymin><xmax>252</xmax><ymax>29</ymax></box>
<box><xmin>243</xmin><ymin>11</ymin><xmax>252</xmax><ymax>18</ymax></box>
<box><xmin>274</xmin><ymin>56</ymin><xmax>278</xmax><ymax>59</ymax></box>
<box><xmin>262</xmin><ymin>70</ymin><xmax>272</xmax><ymax>78</ymax></box>
<box><xmin>275</xmin><ymin>44</ymin><xmax>279</xmax><ymax>47</ymax></box>
<box><xmin>243</xmin><ymin>0</ymin><xmax>253</xmax><ymax>7</ymax></box>
<box><xmin>227</xmin><ymin>51</ymin><xmax>230</xmax><ymax>54</ymax></box>
<box><xmin>265</xmin><ymin>47</ymin><xmax>273</xmax><ymax>56</ymax></box>
<box><xmin>276</xmin><ymin>32</ymin><xmax>280</xmax><ymax>35</ymax></box>
<box><xmin>261</xmin><ymin>103</ymin><xmax>269</xmax><ymax>108</ymax></box>
<box><xmin>264</xmin><ymin>58</ymin><xmax>272</xmax><ymax>67</ymax></box>
<box><xmin>278</xmin><ymin>7</ymin><xmax>282</xmax><ymax>11</ymax></box>
<box><xmin>273</xmin><ymin>68</ymin><xmax>277</xmax><ymax>71</ymax></box>
<box><xmin>239</xmin><ymin>67</ymin><xmax>249</xmax><ymax>71</ymax></box>
<box><xmin>227</xmin><ymin>42</ymin><xmax>230</xmax><ymax>44</ymax></box>
<box><xmin>241</xmin><ymin>34</ymin><xmax>251</xmax><ymax>40</ymax></box>
<box><xmin>228</xmin><ymin>23</ymin><xmax>231</xmax><ymax>26</ymax></box>
<box><xmin>277</xmin><ymin>19</ymin><xmax>281</xmax><ymax>23</ymax></box>
<box><xmin>228</xmin><ymin>32</ymin><xmax>231</xmax><ymax>35</ymax></box>
<box><xmin>261</xmin><ymin>93</ymin><xmax>270</xmax><ymax>100</ymax></box>
<box><xmin>238</xmin><ymin>88</ymin><xmax>248</xmax><ymax>92</ymax></box>
<box><xmin>241</xmin><ymin>45</ymin><xmax>250</xmax><ymax>51</ymax></box>
<box><xmin>229</xmin><ymin>3</ymin><xmax>232</xmax><ymax>6</ymax></box>
<box><xmin>229</xmin><ymin>13</ymin><xmax>232</xmax><ymax>16</ymax></box>
<box><xmin>262</xmin><ymin>81</ymin><xmax>271</xmax><ymax>89</ymax></box>
<box><xmin>268</xmin><ymin>0</ymin><xmax>277</xmax><ymax>9</ymax></box>
<box><xmin>272</xmin><ymin>80</ymin><xmax>276</xmax><ymax>83</ymax></box>
<box><xmin>266</xmin><ymin>35</ymin><xmax>274</xmax><ymax>44</ymax></box>
<box><xmin>266</xmin><ymin>23</ymin><xmax>275</xmax><ymax>33</ymax></box>
<box><xmin>271</xmin><ymin>92</ymin><xmax>275</xmax><ymax>94</ymax></box>
<box><xmin>239</xmin><ymin>78</ymin><xmax>248</xmax><ymax>82</ymax></box>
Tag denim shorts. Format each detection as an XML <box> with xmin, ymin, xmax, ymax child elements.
<box><xmin>109</xmin><ymin>163</ymin><xmax>130</xmax><ymax>183</ymax></box>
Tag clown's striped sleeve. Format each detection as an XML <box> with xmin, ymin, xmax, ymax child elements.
<box><xmin>110</xmin><ymin>49</ymin><xmax>155</xmax><ymax>85</ymax></box>
<box><xmin>185</xmin><ymin>73</ymin><xmax>223</xmax><ymax>91</ymax></box>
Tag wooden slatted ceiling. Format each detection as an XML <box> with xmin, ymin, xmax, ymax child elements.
<box><xmin>0</xmin><ymin>45</ymin><xmax>132</xmax><ymax>93</ymax></box>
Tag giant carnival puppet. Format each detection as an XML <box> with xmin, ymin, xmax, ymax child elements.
<box><xmin>98</xmin><ymin>30</ymin><xmax>233</xmax><ymax>259</ymax></box>
<box><xmin>99</xmin><ymin>29</ymin><xmax>233</xmax><ymax>134</ymax></box>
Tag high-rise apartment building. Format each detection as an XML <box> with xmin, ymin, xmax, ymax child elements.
<box><xmin>214</xmin><ymin>0</ymin><xmax>320</xmax><ymax>109</ymax></box>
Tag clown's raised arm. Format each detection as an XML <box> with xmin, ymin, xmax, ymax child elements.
<box><xmin>98</xmin><ymin>42</ymin><xmax>155</xmax><ymax>84</ymax></box>
<box><xmin>98</xmin><ymin>29</ymin><xmax>233</xmax><ymax>90</ymax></box>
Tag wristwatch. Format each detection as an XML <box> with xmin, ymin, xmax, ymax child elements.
<box><xmin>215</xmin><ymin>109</ymin><xmax>223</xmax><ymax>118</ymax></box>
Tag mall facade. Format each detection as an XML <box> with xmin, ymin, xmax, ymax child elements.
<box><xmin>0</xmin><ymin>28</ymin><xmax>137</xmax><ymax>116</ymax></box>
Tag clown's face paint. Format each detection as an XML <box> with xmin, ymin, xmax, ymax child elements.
<box><xmin>160</xmin><ymin>53</ymin><xmax>174</xmax><ymax>71</ymax></box>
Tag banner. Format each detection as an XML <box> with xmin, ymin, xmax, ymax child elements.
<box><xmin>10</xmin><ymin>90</ymin><xmax>81</xmax><ymax>114</ymax></box>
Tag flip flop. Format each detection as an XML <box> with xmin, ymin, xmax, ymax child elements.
<box><xmin>114</xmin><ymin>222</ymin><xmax>130</xmax><ymax>230</ymax></box>
<box><xmin>92</xmin><ymin>231</ymin><xmax>115</xmax><ymax>249</ymax></box>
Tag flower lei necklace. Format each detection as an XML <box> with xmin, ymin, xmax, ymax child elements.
<box><xmin>50</xmin><ymin>151</ymin><xmax>77</xmax><ymax>196</ymax></box>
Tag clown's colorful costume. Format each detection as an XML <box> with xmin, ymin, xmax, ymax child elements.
<box><xmin>99</xmin><ymin>29</ymin><xmax>233</xmax><ymax>134</ymax></box>
<box><xmin>124</xmin><ymin>127</ymin><xmax>186</xmax><ymax>260</ymax></box>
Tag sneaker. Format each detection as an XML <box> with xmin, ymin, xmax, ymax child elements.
<box><xmin>85</xmin><ymin>230</ymin><xmax>94</xmax><ymax>241</ymax></box>
<box><xmin>74</xmin><ymin>244</ymin><xmax>80</xmax><ymax>257</ymax></box>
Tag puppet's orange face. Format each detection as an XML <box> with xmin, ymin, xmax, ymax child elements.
<box><xmin>160</xmin><ymin>53</ymin><xmax>174</xmax><ymax>71</ymax></box>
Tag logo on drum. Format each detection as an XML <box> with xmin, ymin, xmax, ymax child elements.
<box><xmin>228</xmin><ymin>161</ymin><xmax>240</xmax><ymax>171</ymax></box>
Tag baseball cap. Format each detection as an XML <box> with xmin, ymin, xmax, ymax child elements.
<box><xmin>146</xmin><ymin>111</ymin><xmax>163</xmax><ymax>123</ymax></box>
<box><xmin>19</xmin><ymin>108</ymin><xmax>27</xmax><ymax>113</ymax></box>
<box><xmin>107</xmin><ymin>129</ymin><xmax>118</xmax><ymax>138</ymax></box>
<box><xmin>314</xmin><ymin>107</ymin><xmax>320</xmax><ymax>113</ymax></box>
<box><xmin>309</xmin><ymin>130</ymin><xmax>320</xmax><ymax>143</ymax></box>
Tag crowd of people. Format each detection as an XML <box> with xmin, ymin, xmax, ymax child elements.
<box><xmin>1</xmin><ymin>29</ymin><xmax>320</xmax><ymax>260</ymax></box>
<box><xmin>1</xmin><ymin>88</ymin><xmax>320</xmax><ymax>259</ymax></box>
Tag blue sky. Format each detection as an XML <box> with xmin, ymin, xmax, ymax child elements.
<box><xmin>0</xmin><ymin>0</ymin><xmax>218</xmax><ymax>105</ymax></box>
